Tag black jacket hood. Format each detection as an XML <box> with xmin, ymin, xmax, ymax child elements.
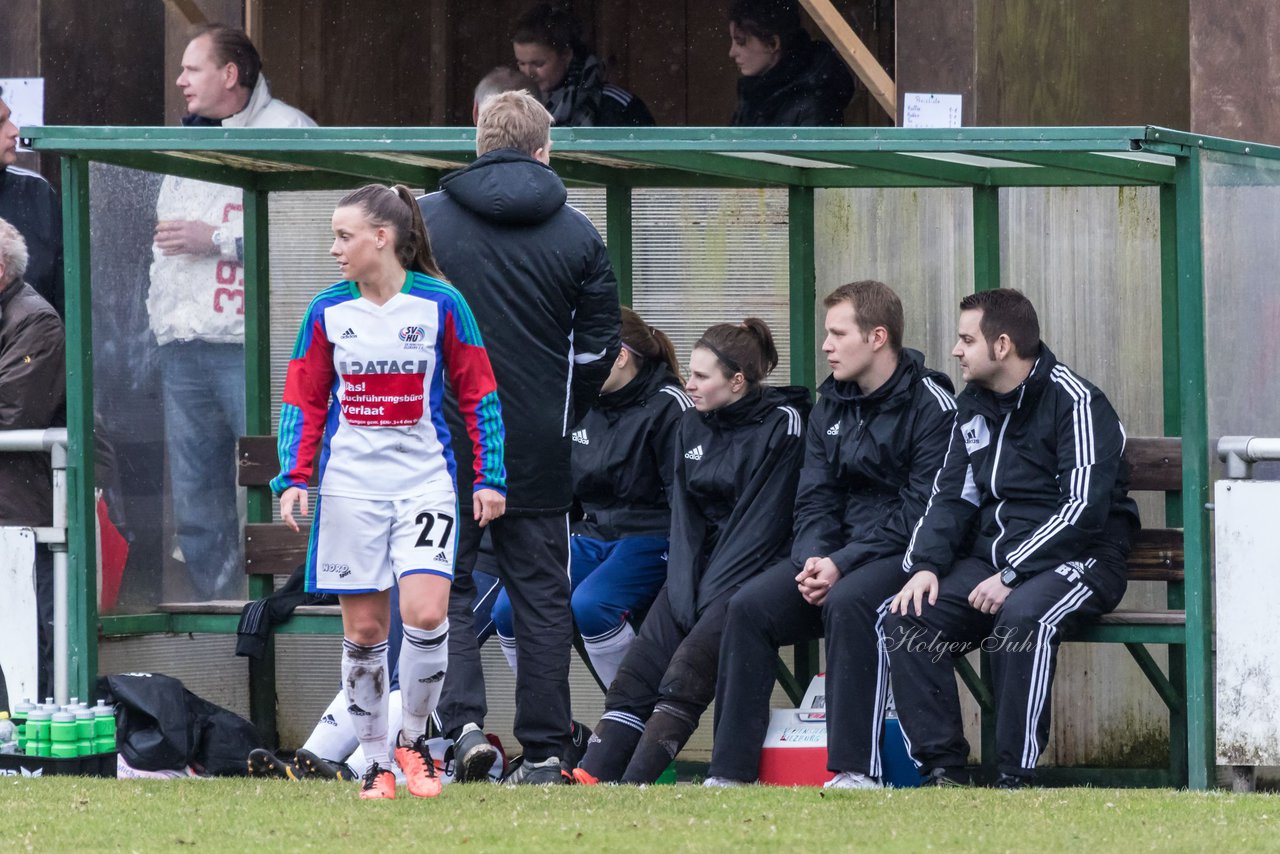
<box><xmin>439</xmin><ymin>149</ymin><xmax>568</xmax><ymax>226</ymax></box>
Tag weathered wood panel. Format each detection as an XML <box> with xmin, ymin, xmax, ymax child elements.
<box><xmin>1191</xmin><ymin>0</ymin><xmax>1280</xmax><ymax>145</ymax></box>
<box><xmin>893</xmin><ymin>0</ymin><xmax>977</xmax><ymax>126</ymax></box>
<box><xmin>974</xmin><ymin>0</ymin><xmax>1189</xmax><ymax>128</ymax></box>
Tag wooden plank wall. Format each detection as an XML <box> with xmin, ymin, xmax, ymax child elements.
<box><xmin>896</xmin><ymin>0</ymin><xmax>1190</xmax><ymax>129</ymax></box>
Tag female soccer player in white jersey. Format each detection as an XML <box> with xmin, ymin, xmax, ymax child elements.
<box><xmin>272</xmin><ymin>184</ymin><xmax>507</xmax><ymax>800</ymax></box>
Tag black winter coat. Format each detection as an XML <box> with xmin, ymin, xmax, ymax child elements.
<box><xmin>666</xmin><ymin>385</ymin><xmax>810</xmax><ymax>630</ymax></box>
<box><xmin>0</xmin><ymin>277</ymin><xmax>65</xmax><ymax>526</ymax></box>
<box><xmin>731</xmin><ymin>39</ymin><xmax>856</xmax><ymax>127</ymax></box>
<box><xmin>0</xmin><ymin>167</ymin><xmax>63</xmax><ymax>317</ymax></box>
<box><xmin>903</xmin><ymin>345</ymin><xmax>1141</xmax><ymax>582</ymax></box>
<box><xmin>792</xmin><ymin>349</ymin><xmax>956</xmax><ymax>574</ymax></box>
<box><xmin>419</xmin><ymin>150</ymin><xmax>621</xmax><ymax>515</ymax></box>
<box><xmin>572</xmin><ymin>361</ymin><xmax>692</xmax><ymax>540</ymax></box>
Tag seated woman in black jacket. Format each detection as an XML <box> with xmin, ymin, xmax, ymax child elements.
<box><xmin>490</xmin><ymin>308</ymin><xmax>690</xmax><ymax>690</ymax></box>
<box><xmin>572</xmin><ymin>318</ymin><xmax>810</xmax><ymax>785</ymax></box>
<box><xmin>512</xmin><ymin>3</ymin><xmax>655</xmax><ymax>127</ymax></box>
<box><xmin>728</xmin><ymin>0</ymin><xmax>856</xmax><ymax>126</ymax></box>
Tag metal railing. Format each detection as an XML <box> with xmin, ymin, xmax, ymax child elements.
<box><xmin>1218</xmin><ymin>435</ymin><xmax>1280</xmax><ymax>478</ymax></box>
<box><xmin>0</xmin><ymin>428</ymin><xmax>69</xmax><ymax>704</ymax></box>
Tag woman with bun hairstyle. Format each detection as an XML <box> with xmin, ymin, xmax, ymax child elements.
<box><xmin>491</xmin><ymin>308</ymin><xmax>691</xmax><ymax>691</ymax></box>
<box><xmin>573</xmin><ymin>317</ymin><xmax>810</xmax><ymax>785</ymax></box>
<box><xmin>272</xmin><ymin>184</ymin><xmax>506</xmax><ymax>801</ymax></box>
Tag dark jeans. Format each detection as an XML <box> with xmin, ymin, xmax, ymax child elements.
<box><xmin>159</xmin><ymin>341</ymin><xmax>245</xmax><ymax>600</ymax></box>
<box><xmin>884</xmin><ymin>546</ymin><xmax>1128</xmax><ymax>776</ymax></box>
<box><xmin>709</xmin><ymin>555</ymin><xmax>905</xmax><ymax>782</ymax></box>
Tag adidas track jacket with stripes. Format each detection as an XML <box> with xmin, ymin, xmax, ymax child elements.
<box><xmin>886</xmin><ymin>344</ymin><xmax>1140</xmax><ymax>776</ymax></box>
<box><xmin>902</xmin><ymin>343</ymin><xmax>1139</xmax><ymax>583</ymax></box>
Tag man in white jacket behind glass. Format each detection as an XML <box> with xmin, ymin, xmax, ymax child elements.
<box><xmin>149</xmin><ymin>24</ymin><xmax>315</xmax><ymax>600</ymax></box>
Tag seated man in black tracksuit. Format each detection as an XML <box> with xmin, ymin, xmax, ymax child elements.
<box><xmin>885</xmin><ymin>288</ymin><xmax>1140</xmax><ymax>788</ymax></box>
<box><xmin>703</xmin><ymin>280</ymin><xmax>956</xmax><ymax>789</ymax></box>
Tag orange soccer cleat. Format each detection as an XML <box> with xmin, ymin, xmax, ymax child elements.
<box><xmin>359</xmin><ymin>762</ymin><xmax>397</xmax><ymax>800</ymax></box>
<box><xmin>395</xmin><ymin>735</ymin><xmax>444</xmax><ymax>798</ymax></box>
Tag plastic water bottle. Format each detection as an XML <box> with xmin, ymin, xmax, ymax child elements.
<box><xmin>92</xmin><ymin>700</ymin><xmax>117</xmax><ymax>753</ymax></box>
<box><xmin>0</xmin><ymin>712</ymin><xmax>16</xmax><ymax>754</ymax></box>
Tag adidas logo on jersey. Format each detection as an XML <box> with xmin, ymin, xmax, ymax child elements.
<box><xmin>433</xmin><ymin>550</ymin><xmax>450</xmax><ymax>564</ymax></box>
<box><xmin>827</xmin><ymin>421</ymin><xmax>841</xmax><ymax>436</ymax></box>
<box><xmin>340</xmin><ymin>328</ymin><xmax>358</xmax><ymax>340</ymax></box>
<box><xmin>684</xmin><ymin>445</ymin><xmax>704</xmax><ymax>461</ymax></box>
<box><xmin>572</xmin><ymin>429</ymin><xmax>590</xmax><ymax>445</ymax></box>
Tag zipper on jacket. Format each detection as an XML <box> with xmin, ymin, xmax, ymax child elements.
<box><xmin>988</xmin><ymin>412</ymin><xmax>1012</xmax><ymax>567</ymax></box>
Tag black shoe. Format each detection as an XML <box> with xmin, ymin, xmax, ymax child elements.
<box><xmin>293</xmin><ymin>748</ymin><xmax>357</xmax><ymax>781</ymax></box>
<box><xmin>993</xmin><ymin>772</ymin><xmax>1033</xmax><ymax>790</ymax></box>
<box><xmin>247</xmin><ymin>748</ymin><xmax>298</xmax><ymax>780</ymax></box>
<box><xmin>920</xmin><ymin>766</ymin><xmax>971</xmax><ymax>787</ymax></box>
<box><xmin>503</xmin><ymin>755</ymin><xmax>568</xmax><ymax>785</ymax></box>
<box><xmin>561</xmin><ymin>720</ymin><xmax>592</xmax><ymax>774</ymax></box>
<box><xmin>448</xmin><ymin>724</ymin><xmax>499</xmax><ymax>783</ymax></box>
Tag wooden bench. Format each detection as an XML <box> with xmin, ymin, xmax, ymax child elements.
<box><xmin>951</xmin><ymin>436</ymin><xmax>1190</xmax><ymax>786</ymax></box>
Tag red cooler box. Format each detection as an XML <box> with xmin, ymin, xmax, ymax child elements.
<box><xmin>758</xmin><ymin>707</ymin><xmax>832</xmax><ymax>786</ymax></box>
<box><xmin>757</xmin><ymin>675</ymin><xmax>919</xmax><ymax>787</ymax></box>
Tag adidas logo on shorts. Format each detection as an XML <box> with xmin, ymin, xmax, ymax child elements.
<box><xmin>827</xmin><ymin>421</ymin><xmax>841</xmax><ymax>436</ymax></box>
<box><xmin>572</xmin><ymin>429</ymin><xmax>589</xmax><ymax>445</ymax></box>
<box><xmin>341</xmin><ymin>328</ymin><xmax>358</xmax><ymax>339</ymax></box>
<box><xmin>433</xmin><ymin>550</ymin><xmax>450</xmax><ymax>564</ymax></box>
<box><xmin>684</xmin><ymin>445</ymin><xmax>704</xmax><ymax>461</ymax></box>
<box><xmin>320</xmin><ymin>714</ymin><xmax>337</xmax><ymax>727</ymax></box>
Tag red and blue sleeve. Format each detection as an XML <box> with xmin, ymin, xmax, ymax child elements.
<box><xmin>271</xmin><ymin>301</ymin><xmax>337</xmax><ymax>495</ymax></box>
<box><xmin>440</xmin><ymin>293</ymin><xmax>507</xmax><ymax>495</ymax></box>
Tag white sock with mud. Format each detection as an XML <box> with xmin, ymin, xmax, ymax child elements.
<box><xmin>398</xmin><ymin>620</ymin><xmax>449</xmax><ymax>745</ymax></box>
<box><xmin>342</xmin><ymin>637</ymin><xmax>390</xmax><ymax>770</ymax></box>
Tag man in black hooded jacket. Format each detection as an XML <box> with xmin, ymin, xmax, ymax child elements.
<box><xmin>885</xmin><ymin>289</ymin><xmax>1140</xmax><ymax>788</ymax></box>
<box><xmin>703</xmin><ymin>281</ymin><xmax>955</xmax><ymax>788</ymax></box>
<box><xmin>418</xmin><ymin>90</ymin><xmax>620</xmax><ymax>783</ymax></box>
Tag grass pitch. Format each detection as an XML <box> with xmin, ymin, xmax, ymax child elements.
<box><xmin>3</xmin><ymin>778</ymin><xmax>1277</xmax><ymax>852</ymax></box>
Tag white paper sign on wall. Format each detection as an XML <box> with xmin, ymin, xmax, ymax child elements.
<box><xmin>0</xmin><ymin>78</ymin><xmax>46</xmax><ymax>151</ymax></box>
<box><xmin>903</xmin><ymin>92</ymin><xmax>962</xmax><ymax>129</ymax></box>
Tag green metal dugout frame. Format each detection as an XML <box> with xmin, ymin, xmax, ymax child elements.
<box><xmin>23</xmin><ymin>123</ymin><xmax>1254</xmax><ymax>790</ymax></box>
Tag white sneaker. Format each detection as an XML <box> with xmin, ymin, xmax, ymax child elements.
<box><xmin>702</xmin><ymin>776</ymin><xmax>747</xmax><ymax>788</ymax></box>
<box><xmin>823</xmin><ymin>771</ymin><xmax>882</xmax><ymax>789</ymax></box>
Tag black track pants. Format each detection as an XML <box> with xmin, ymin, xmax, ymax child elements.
<box><xmin>884</xmin><ymin>548</ymin><xmax>1127</xmax><ymax>776</ymax></box>
<box><xmin>708</xmin><ymin>555</ymin><xmax>905</xmax><ymax>782</ymax></box>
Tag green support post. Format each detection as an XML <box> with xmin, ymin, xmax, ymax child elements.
<box><xmin>243</xmin><ymin>187</ymin><xmax>279</xmax><ymax>747</ymax></box>
<box><xmin>606</xmin><ymin>185</ymin><xmax>633</xmax><ymax>305</ymax></box>
<box><xmin>1172</xmin><ymin>153</ymin><xmax>1213</xmax><ymax>790</ymax></box>
<box><xmin>61</xmin><ymin>156</ymin><xmax>98</xmax><ymax>701</ymax></box>
<box><xmin>788</xmin><ymin>185</ymin><xmax>820</xmax><ymax>686</ymax></box>
<box><xmin>1158</xmin><ymin>183</ymin><xmax>1188</xmax><ymax>785</ymax></box>
<box><xmin>972</xmin><ymin>186</ymin><xmax>1001</xmax><ymax>292</ymax></box>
